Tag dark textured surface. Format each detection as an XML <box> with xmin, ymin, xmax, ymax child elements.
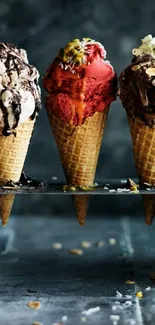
<box><xmin>0</xmin><ymin>215</ymin><xmax>155</xmax><ymax>324</ymax></box>
<box><xmin>0</xmin><ymin>0</ymin><xmax>155</xmax><ymax>215</ymax></box>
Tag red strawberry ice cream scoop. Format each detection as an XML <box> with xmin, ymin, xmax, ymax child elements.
<box><xmin>43</xmin><ymin>38</ymin><xmax>117</xmax><ymax>126</ymax></box>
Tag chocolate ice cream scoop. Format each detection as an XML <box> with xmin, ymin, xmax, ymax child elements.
<box><xmin>119</xmin><ymin>35</ymin><xmax>155</xmax><ymax>128</ymax></box>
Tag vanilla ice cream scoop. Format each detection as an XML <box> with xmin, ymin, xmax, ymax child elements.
<box><xmin>0</xmin><ymin>42</ymin><xmax>41</xmax><ymax>136</ymax></box>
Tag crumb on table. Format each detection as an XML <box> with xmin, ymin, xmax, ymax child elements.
<box><xmin>27</xmin><ymin>301</ymin><xmax>41</xmax><ymax>309</ymax></box>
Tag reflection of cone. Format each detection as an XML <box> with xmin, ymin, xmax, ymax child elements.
<box><xmin>48</xmin><ymin>108</ymin><xmax>109</xmax><ymax>225</ymax></box>
<box><xmin>0</xmin><ymin>118</ymin><xmax>35</xmax><ymax>225</ymax></box>
<box><xmin>127</xmin><ymin>114</ymin><xmax>155</xmax><ymax>225</ymax></box>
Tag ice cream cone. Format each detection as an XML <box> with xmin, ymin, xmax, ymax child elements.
<box><xmin>119</xmin><ymin>34</ymin><xmax>155</xmax><ymax>225</ymax></box>
<box><xmin>127</xmin><ymin>114</ymin><xmax>155</xmax><ymax>225</ymax></box>
<box><xmin>43</xmin><ymin>37</ymin><xmax>116</xmax><ymax>224</ymax></box>
<box><xmin>0</xmin><ymin>118</ymin><xmax>35</xmax><ymax>225</ymax></box>
<box><xmin>48</xmin><ymin>108</ymin><xmax>109</xmax><ymax>225</ymax></box>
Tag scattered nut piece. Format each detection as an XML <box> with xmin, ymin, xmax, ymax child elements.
<box><xmin>69</xmin><ymin>248</ymin><xmax>83</xmax><ymax>255</ymax></box>
<box><xmin>27</xmin><ymin>301</ymin><xmax>41</xmax><ymax>309</ymax></box>
<box><xmin>96</xmin><ymin>240</ymin><xmax>104</xmax><ymax>247</ymax></box>
<box><xmin>109</xmin><ymin>238</ymin><xmax>116</xmax><ymax>245</ymax></box>
<box><xmin>52</xmin><ymin>176</ymin><xmax>58</xmax><ymax>180</ymax></box>
<box><xmin>81</xmin><ymin>241</ymin><xmax>91</xmax><ymax>248</ymax></box>
<box><xmin>125</xmin><ymin>280</ymin><xmax>135</xmax><ymax>284</ymax></box>
<box><xmin>32</xmin><ymin>322</ymin><xmax>43</xmax><ymax>325</ymax></box>
<box><xmin>61</xmin><ymin>315</ymin><xmax>68</xmax><ymax>322</ymax></box>
<box><xmin>130</xmin><ymin>185</ymin><xmax>139</xmax><ymax>193</ymax></box>
<box><xmin>145</xmin><ymin>286</ymin><xmax>151</xmax><ymax>291</ymax></box>
<box><xmin>135</xmin><ymin>291</ymin><xmax>143</xmax><ymax>298</ymax></box>
<box><xmin>109</xmin><ymin>315</ymin><xmax>120</xmax><ymax>321</ymax></box>
<box><xmin>52</xmin><ymin>243</ymin><xmax>62</xmax><ymax>250</ymax></box>
<box><xmin>125</xmin><ymin>301</ymin><xmax>132</xmax><ymax>306</ymax></box>
<box><xmin>81</xmin><ymin>317</ymin><xmax>87</xmax><ymax>322</ymax></box>
<box><xmin>125</xmin><ymin>295</ymin><xmax>132</xmax><ymax>299</ymax></box>
<box><xmin>146</xmin><ymin>67</ymin><xmax>155</xmax><ymax>76</ymax></box>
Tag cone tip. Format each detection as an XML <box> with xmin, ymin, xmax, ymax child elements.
<box><xmin>78</xmin><ymin>219</ymin><xmax>85</xmax><ymax>226</ymax></box>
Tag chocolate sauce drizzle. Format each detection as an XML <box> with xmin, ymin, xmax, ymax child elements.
<box><xmin>0</xmin><ymin>43</ymin><xmax>41</xmax><ymax>136</ymax></box>
<box><xmin>119</xmin><ymin>54</ymin><xmax>155</xmax><ymax>127</ymax></box>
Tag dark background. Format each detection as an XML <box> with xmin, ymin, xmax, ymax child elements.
<box><xmin>0</xmin><ymin>0</ymin><xmax>153</xmax><ymax>218</ymax></box>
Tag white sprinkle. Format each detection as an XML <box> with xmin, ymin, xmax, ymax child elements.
<box><xmin>116</xmin><ymin>291</ymin><xmax>122</xmax><ymax>298</ymax></box>
<box><xmin>112</xmin><ymin>304</ymin><xmax>123</xmax><ymax>311</ymax></box>
<box><xmin>117</xmin><ymin>188</ymin><xmax>123</xmax><ymax>192</ymax></box>
<box><xmin>145</xmin><ymin>286</ymin><xmax>151</xmax><ymax>291</ymax></box>
<box><xmin>125</xmin><ymin>295</ymin><xmax>132</xmax><ymax>299</ymax></box>
<box><xmin>81</xmin><ymin>241</ymin><xmax>91</xmax><ymax>248</ymax></box>
<box><xmin>82</xmin><ymin>306</ymin><xmax>100</xmax><ymax>315</ymax></box>
<box><xmin>146</xmin><ymin>188</ymin><xmax>151</xmax><ymax>191</ymax></box>
<box><xmin>106</xmin><ymin>183</ymin><xmax>110</xmax><ymax>186</ymax></box>
<box><xmin>103</xmin><ymin>186</ymin><xmax>109</xmax><ymax>190</ymax></box>
<box><xmin>125</xmin><ymin>301</ymin><xmax>132</xmax><ymax>306</ymax></box>
<box><xmin>121</xmin><ymin>179</ymin><xmax>127</xmax><ymax>183</ymax></box>
<box><xmin>117</xmin><ymin>188</ymin><xmax>130</xmax><ymax>192</ymax></box>
<box><xmin>110</xmin><ymin>315</ymin><xmax>120</xmax><ymax>321</ymax></box>
<box><xmin>152</xmin><ymin>79</ymin><xmax>155</xmax><ymax>86</ymax></box>
<box><xmin>62</xmin><ymin>315</ymin><xmax>68</xmax><ymax>322</ymax></box>
<box><xmin>52</xmin><ymin>243</ymin><xmax>62</xmax><ymax>250</ymax></box>
<box><xmin>52</xmin><ymin>176</ymin><xmax>58</xmax><ymax>180</ymax></box>
<box><xmin>109</xmin><ymin>238</ymin><xmax>117</xmax><ymax>245</ymax></box>
<box><xmin>115</xmin><ymin>301</ymin><xmax>120</xmax><ymax>305</ymax></box>
<box><xmin>109</xmin><ymin>189</ymin><xmax>116</xmax><ymax>193</ymax></box>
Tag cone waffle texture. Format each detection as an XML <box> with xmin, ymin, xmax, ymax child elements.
<box><xmin>48</xmin><ymin>108</ymin><xmax>109</xmax><ymax>225</ymax></box>
<box><xmin>0</xmin><ymin>118</ymin><xmax>35</xmax><ymax>225</ymax></box>
<box><xmin>127</xmin><ymin>114</ymin><xmax>155</xmax><ymax>225</ymax></box>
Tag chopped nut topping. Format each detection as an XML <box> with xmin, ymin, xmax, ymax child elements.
<box><xmin>69</xmin><ymin>248</ymin><xmax>83</xmax><ymax>255</ymax></box>
<box><xmin>135</xmin><ymin>291</ymin><xmax>143</xmax><ymax>298</ymax></box>
<box><xmin>131</xmin><ymin>65</ymin><xmax>140</xmax><ymax>71</ymax></box>
<box><xmin>27</xmin><ymin>301</ymin><xmax>41</xmax><ymax>309</ymax></box>
<box><xmin>32</xmin><ymin>322</ymin><xmax>44</xmax><ymax>325</ymax></box>
<box><xmin>146</xmin><ymin>67</ymin><xmax>155</xmax><ymax>76</ymax></box>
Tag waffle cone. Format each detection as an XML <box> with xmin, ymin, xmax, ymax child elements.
<box><xmin>127</xmin><ymin>114</ymin><xmax>155</xmax><ymax>225</ymax></box>
<box><xmin>48</xmin><ymin>109</ymin><xmax>109</xmax><ymax>225</ymax></box>
<box><xmin>0</xmin><ymin>118</ymin><xmax>35</xmax><ymax>225</ymax></box>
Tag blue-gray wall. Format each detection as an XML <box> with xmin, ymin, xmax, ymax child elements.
<box><xmin>0</xmin><ymin>0</ymin><xmax>153</xmax><ymax>217</ymax></box>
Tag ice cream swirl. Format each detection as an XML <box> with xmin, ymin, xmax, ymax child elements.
<box><xmin>0</xmin><ymin>42</ymin><xmax>41</xmax><ymax>136</ymax></box>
